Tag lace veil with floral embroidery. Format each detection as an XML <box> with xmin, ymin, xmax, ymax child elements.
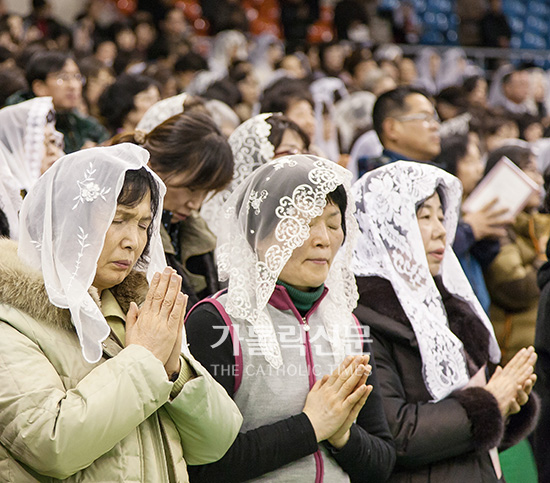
<box><xmin>201</xmin><ymin>113</ymin><xmax>276</xmax><ymax>236</ymax></box>
<box><xmin>217</xmin><ymin>154</ymin><xmax>359</xmax><ymax>368</ymax></box>
<box><xmin>352</xmin><ymin>161</ymin><xmax>500</xmax><ymax>400</ymax></box>
<box><xmin>18</xmin><ymin>143</ymin><xmax>167</xmax><ymax>363</ymax></box>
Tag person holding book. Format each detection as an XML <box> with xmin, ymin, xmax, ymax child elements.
<box><xmin>483</xmin><ymin>143</ymin><xmax>549</xmax><ymax>365</ymax></box>
<box><xmin>435</xmin><ymin>132</ymin><xmax>512</xmax><ymax>313</ymax></box>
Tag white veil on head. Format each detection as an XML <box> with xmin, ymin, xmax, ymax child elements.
<box><xmin>218</xmin><ymin>154</ymin><xmax>359</xmax><ymax>368</ymax></box>
<box><xmin>0</xmin><ymin>97</ymin><xmax>61</xmax><ymax>192</ymax></box>
<box><xmin>352</xmin><ymin>161</ymin><xmax>500</xmax><ymax>400</ymax></box>
<box><xmin>136</xmin><ymin>92</ymin><xmax>188</xmax><ymax>134</ymax></box>
<box><xmin>0</xmin><ymin>144</ymin><xmax>22</xmax><ymax>239</ymax></box>
<box><xmin>201</xmin><ymin>112</ymin><xmax>276</xmax><ymax>235</ymax></box>
<box><xmin>18</xmin><ymin>143</ymin><xmax>167</xmax><ymax>363</ymax></box>
<box><xmin>415</xmin><ymin>47</ymin><xmax>440</xmax><ymax>95</ymax></box>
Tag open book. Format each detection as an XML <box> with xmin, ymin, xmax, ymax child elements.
<box><xmin>462</xmin><ymin>156</ymin><xmax>540</xmax><ymax>216</ymax></box>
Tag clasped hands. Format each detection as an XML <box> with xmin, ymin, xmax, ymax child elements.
<box><xmin>125</xmin><ymin>267</ymin><xmax>188</xmax><ymax>379</ymax></box>
<box><xmin>303</xmin><ymin>355</ymin><xmax>373</xmax><ymax>450</ymax></box>
<box><xmin>485</xmin><ymin>346</ymin><xmax>537</xmax><ymax>418</ymax></box>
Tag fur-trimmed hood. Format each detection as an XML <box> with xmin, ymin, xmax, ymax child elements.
<box><xmin>0</xmin><ymin>238</ymin><xmax>149</xmax><ymax>331</ymax></box>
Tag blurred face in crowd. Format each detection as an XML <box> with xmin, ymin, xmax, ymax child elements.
<box><xmin>274</xmin><ymin>129</ymin><xmax>308</xmax><ymax>158</ymax></box>
<box><xmin>280</xmin><ymin>55</ymin><xmax>307</xmax><ymax>79</ymax></box>
<box><xmin>33</xmin><ymin>59</ymin><xmax>83</xmax><ymax>111</ymax></box>
<box><xmin>467</xmin><ymin>77</ymin><xmax>487</xmax><ymax>107</ymax></box>
<box><xmin>383</xmin><ymin>93</ymin><xmax>441</xmax><ymax>161</ymax></box>
<box><xmin>354</xmin><ymin>59</ymin><xmax>378</xmax><ymax>89</ymax></box>
<box><xmin>485</xmin><ymin>121</ymin><xmax>519</xmax><ymax>152</ymax></box>
<box><xmin>238</xmin><ymin>71</ymin><xmax>260</xmax><ymax>106</ymax></box>
<box><xmin>85</xmin><ymin>67</ymin><xmax>115</xmax><ymax>108</ymax></box>
<box><xmin>164</xmin><ymin>9</ymin><xmax>187</xmax><ymax>37</ymax></box>
<box><xmin>417</xmin><ymin>192</ymin><xmax>446</xmax><ymax>277</ymax></box>
<box><xmin>115</xmin><ymin>28</ymin><xmax>137</xmax><ymax>52</ymax></box>
<box><xmin>135</xmin><ymin>22</ymin><xmax>157</xmax><ymax>50</ymax></box>
<box><xmin>503</xmin><ymin>70</ymin><xmax>530</xmax><ymax>105</ymax></box>
<box><xmin>322</xmin><ymin>44</ymin><xmax>345</xmax><ymax>75</ymax></box>
<box><xmin>285</xmin><ymin>99</ymin><xmax>316</xmax><ymax>140</ymax></box>
<box><xmin>124</xmin><ymin>85</ymin><xmax>161</xmax><ymax>131</ymax></box>
<box><xmin>398</xmin><ymin>58</ymin><xmax>418</xmax><ymax>86</ymax></box>
<box><xmin>41</xmin><ymin>123</ymin><xmax>65</xmax><ymax>174</ymax></box>
<box><xmin>456</xmin><ymin>134</ymin><xmax>484</xmax><ymax>197</ymax></box>
<box><xmin>95</xmin><ymin>40</ymin><xmax>117</xmax><ymax>66</ymax></box>
<box><xmin>429</xmin><ymin>52</ymin><xmax>441</xmax><ymax>79</ymax></box>
<box><xmin>521</xmin><ymin>155</ymin><xmax>544</xmax><ymax>210</ymax></box>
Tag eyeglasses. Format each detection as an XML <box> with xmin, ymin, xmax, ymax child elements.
<box><xmin>274</xmin><ymin>147</ymin><xmax>310</xmax><ymax>158</ymax></box>
<box><xmin>49</xmin><ymin>72</ymin><xmax>86</xmax><ymax>86</ymax></box>
<box><xmin>393</xmin><ymin>112</ymin><xmax>440</xmax><ymax>124</ymax></box>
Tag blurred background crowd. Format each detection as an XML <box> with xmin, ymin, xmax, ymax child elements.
<box><xmin>2</xmin><ymin>0</ymin><xmax>550</xmax><ymax>482</ymax></box>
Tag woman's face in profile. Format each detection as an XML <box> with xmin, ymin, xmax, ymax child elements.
<box><xmin>93</xmin><ymin>192</ymin><xmax>152</xmax><ymax>293</ymax></box>
<box><xmin>456</xmin><ymin>136</ymin><xmax>483</xmax><ymax>197</ymax></box>
<box><xmin>417</xmin><ymin>192</ymin><xmax>446</xmax><ymax>276</ymax></box>
<box><xmin>160</xmin><ymin>170</ymin><xmax>210</xmax><ymax>222</ymax></box>
<box><xmin>277</xmin><ymin>201</ymin><xmax>344</xmax><ymax>291</ymax></box>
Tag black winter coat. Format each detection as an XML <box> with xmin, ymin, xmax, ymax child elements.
<box><xmin>355</xmin><ymin>276</ymin><xmax>539</xmax><ymax>483</ymax></box>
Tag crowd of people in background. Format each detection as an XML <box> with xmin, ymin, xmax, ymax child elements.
<box><xmin>0</xmin><ymin>0</ymin><xmax>550</xmax><ymax>482</ymax></box>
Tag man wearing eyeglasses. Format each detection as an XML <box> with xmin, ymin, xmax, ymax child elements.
<box><xmin>5</xmin><ymin>50</ymin><xmax>108</xmax><ymax>153</ymax></box>
<box><xmin>357</xmin><ymin>86</ymin><xmax>441</xmax><ymax>178</ymax></box>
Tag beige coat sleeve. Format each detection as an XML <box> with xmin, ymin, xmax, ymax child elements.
<box><xmin>163</xmin><ymin>354</ymin><xmax>243</xmax><ymax>465</ymax></box>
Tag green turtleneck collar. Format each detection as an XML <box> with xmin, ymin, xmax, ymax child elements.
<box><xmin>277</xmin><ymin>280</ymin><xmax>325</xmax><ymax>313</ymax></box>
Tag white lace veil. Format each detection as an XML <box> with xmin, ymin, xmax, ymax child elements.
<box><xmin>18</xmin><ymin>143</ymin><xmax>167</xmax><ymax>363</ymax></box>
<box><xmin>218</xmin><ymin>154</ymin><xmax>359</xmax><ymax>368</ymax></box>
<box><xmin>352</xmin><ymin>161</ymin><xmax>500</xmax><ymax>401</ymax></box>
<box><xmin>201</xmin><ymin>113</ymin><xmax>276</xmax><ymax>236</ymax></box>
<box><xmin>136</xmin><ymin>92</ymin><xmax>188</xmax><ymax>133</ymax></box>
<box><xmin>0</xmin><ymin>97</ymin><xmax>60</xmax><ymax>192</ymax></box>
<box><xmin>0</xmin><ymin>144</ymin><xmax>22</xmax><ymax>239</ymax></box>
<box><xmin>415</xmin><ymin>47</ymin><xmax>439</xmax><ymax>95</ymax></box>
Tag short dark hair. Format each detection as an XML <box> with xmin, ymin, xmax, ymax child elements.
<box><xmin>266</xmin><ymin>113</ymin><xmax>311</xmax><ymax>149</ymax></box>
<box><xmin>260</xmin><ymin>78</ymin><xmax>314</xmax><ymax>114</ymax></box>
<box><xmin>174</xmin><ymin>52</ymin><xmax>208</xmax><ymax>73</ymax></box>
<box><xmin>485</xmin><ymin>144</ymin><xmax>532</xmax><ymax>175</ymax></box>
<box><xmin>327</xmin><ymin>184</ymin><xmax>347</xmax><ymax>240</ymax></box>
<box><xmin>98</xmin><ymin>74</ymin><xmax>159</xmax><ymax>132</ymax></box>
<box><xmin>372</xmin><ymin>86</ymin><xmax>430</xmax><ymax>139</ymax></box>
<box><xmin>118</xmin><ymin>167</ymin><xmax>160</xmax><ymax>266</ymax></box>
<box><xmin>434</xmin><ymin>134</ymin><xmax>469</xmax><ymax>175</ymax></box>
<box><xmin>26</xmin><ymin>50</ymin><xmax>73</xmax><ymax>85</ymax></box>
<box><xmin>463</xmin><ymin>75</ymin><xmax>484</xmax><ymax>94</ymax></box>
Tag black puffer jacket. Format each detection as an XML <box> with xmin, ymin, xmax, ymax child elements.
<box><xmin>355</xmin><ymin>276</ymin><xmax>539</xmax><ymax>483</ymax></box>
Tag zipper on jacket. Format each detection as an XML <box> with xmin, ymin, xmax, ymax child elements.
<box><xmin>275</xmin><ymin>286</ymin><xmax>327</xmax><ymax>482</ymax></box>
<box><xmin>300</xmin><ymin>314</ymin><xmax>324</xmax><ymax>482</ymax></box>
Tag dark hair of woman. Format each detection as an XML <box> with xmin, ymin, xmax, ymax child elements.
<box><xmin>109</xmin><ymin>111</ymin><xmax>234</xmax><ymax>194</ymax></box>
<box><xmin>433</xmin><ymin>134</ymin><xmax>469</xmax><ymax>175</ymax></box>
<box><xmin>266</xmin><ymin>113</ymin><xmax>311</xmax><ymax>149</ymax></box>
<box><xmin>118</xmin><ymin>167</ymin><xmax>160</xmax><ymax>266</ymax></box>
<box><xmin>98</xmin><ymin>73</ymin><xmax>159</xmax><ymax>133</ymax></box>
<box><xmin>0</xmin><ymin>208</ymin><xmax>10</xmax><ymax>237</ymax></box>
<box><xmin>485</xmin><ymin>144</ymin><xmax>532</xmax><ymax>175</ymax></box>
